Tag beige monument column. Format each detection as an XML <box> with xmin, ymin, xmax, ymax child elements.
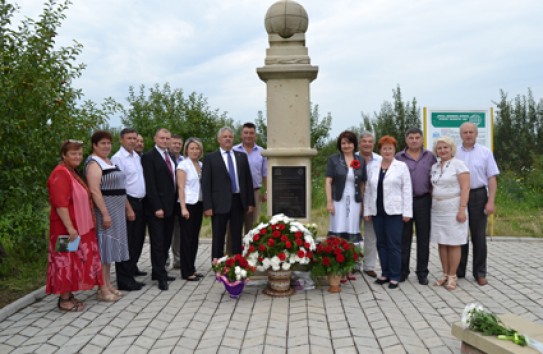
<box><xmin>257</xmin><ymin>0</ymin><xmax>318</xmax><ymax>223</ymax></box>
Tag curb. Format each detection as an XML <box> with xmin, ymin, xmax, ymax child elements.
<box><xmin>0</xmin><ymin>286</ymin><xmax>46</xmax><ymax>322</ymax></box>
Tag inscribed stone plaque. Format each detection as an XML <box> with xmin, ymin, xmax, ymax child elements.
<box><xmin>272</xmin><ymin>166</ymin><xmax>306</xmax><ymax>218</ymax></box>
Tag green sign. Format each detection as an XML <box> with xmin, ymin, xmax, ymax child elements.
<box><xmin>431</xmin><ymin>111</ymin><xmax>486</xmax><ymax>128</ymax></box>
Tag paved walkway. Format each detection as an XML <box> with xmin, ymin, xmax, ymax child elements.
<box><xmin>1</xmin><ymin>237</ymin><xmax>542</xmax><ymax>353</ymax></box>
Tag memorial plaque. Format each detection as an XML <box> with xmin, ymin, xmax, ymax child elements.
<box><xmin>272</xmin><ymin>166</ymin><xmax>306</xmax><ymax>218</ymax></box>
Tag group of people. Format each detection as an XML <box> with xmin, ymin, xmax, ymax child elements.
<box><xmin>325</xmin><ymin>123</ymin><xmax>499</xmax><ymax>290</ymax></box>
<box><xmin>46</xmin><ymin>123</ymin><xmax>267</xmax><ymax>311</ymax></box>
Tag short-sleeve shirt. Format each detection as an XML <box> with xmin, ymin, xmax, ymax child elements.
<box><xmin>431</xmin><ymin>158</ymin><xmax>469</xmax><ymax>198</ymax></box>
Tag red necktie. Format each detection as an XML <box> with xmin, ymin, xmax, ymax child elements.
<box><xmin>164</xmin><ymin>151</ymin><xmax>174</xmax><ymax>180</ymax></box>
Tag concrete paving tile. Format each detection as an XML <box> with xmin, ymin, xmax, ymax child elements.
<box><xmin>34</xmin><ymin>343</ymin><xmax>58</xmax><ymax>354</ymax></box>
<box><xmin>125</xmin><ymin>346</ymin><xmax>151</xmax><ymax>354</ymax></box>
<box><xmin>153</xmin><ymin>337</ymin><xmax>179</xmax><ymax>348</ymax></box>
<box><xmin>133</xmin><ymin>335</ymin><xmax>156</xmax><ymax>350</ymax></box>
<box><xmin>335</xmin><ymin>347</ymin><xmax>358</xmax><ymax>354</ymax></box>
<box><xmin>9</xmin><ymin>344</ymin><xmax>40</xmax><ymax>354</ymax></box>
<box><xmin>5</xmin><ymin>335</ymin><xmax>28</xmax><ymax>347</ymax></box>
<box><xmin>263</xmin><ymin>345</ymin><xmax>286</xmax><ymax>354</ymax></box>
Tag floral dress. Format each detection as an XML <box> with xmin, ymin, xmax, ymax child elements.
<box><xmin>46</xmin><ymin>164</ymin><xmax>103</xmax><ymax>294</ymax></box>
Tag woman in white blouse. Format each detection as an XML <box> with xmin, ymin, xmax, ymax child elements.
<box><xmin>176</xmin><ymin>138</ymin><xmax>204</xmax><ymax>281</ymax></box>
<box><xmin>364</xmin><ymin>135</ymin><xmax>412</xmax><ymax>289</ymax></box>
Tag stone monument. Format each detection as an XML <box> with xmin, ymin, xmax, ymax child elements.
<box><xmin>257</xmin><ymin>0</ymin><xmax>318</xmax><ymax>223</ymax></box>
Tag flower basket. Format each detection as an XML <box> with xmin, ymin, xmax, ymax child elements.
<box><xmin>311</xmin><ymin>236</ymin><xmax>362</xmax><ymax>292</ymax></box>
<box><xmin>242</xmin><ymin>214</ymin><xmax>317</xmax><ymax>297</ymax></box>
<box><xmin>212</xmin><ymin>254</ymin><xmax>255</xmax><ymax>299</ymax></box>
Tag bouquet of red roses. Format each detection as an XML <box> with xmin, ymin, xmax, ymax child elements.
<box><xmin>311</xmin><ymin>236</ymin><xmax>362</xmax><ymax>276</ymax></box>
<box><xmin>212</xmin><ymin>254</ymin><xmax>256</xmax><ymax>283</ymax></box>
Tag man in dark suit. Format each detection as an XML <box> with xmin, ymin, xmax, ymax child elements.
<box><xmin>202</xmin><ymin>127</ymin><xmax>255</xmax><ymax>260</ymax></box>
<box><xmin>141</xmin><ymin>128</ymin><xmax>177</xmax><ymax>290</ymax></box>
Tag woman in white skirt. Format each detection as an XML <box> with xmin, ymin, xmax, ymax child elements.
<box><xmin>430</xmin><ymin>136</ymin><xmax>470</xmax><ymax>290</ymax></box>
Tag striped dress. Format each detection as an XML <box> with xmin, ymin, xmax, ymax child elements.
<box><xmin>86</xmin><ymin>156</ymin><xmax>130</xmax><ymax>264</ymax></box>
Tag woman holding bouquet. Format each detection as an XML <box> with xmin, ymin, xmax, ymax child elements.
<box><xmin>47</xmin><ymin>140</ymin><xmax>104</xmax><ymax>311</ymax></box>
<box><xmin>325</xmin><ymin>130</ymin><xmax>367</xmax><ymax>281</ymax></box>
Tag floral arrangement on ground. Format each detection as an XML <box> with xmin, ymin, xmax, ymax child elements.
<box><xmin>242</xmin><ymin>214</ymin><xmax>317</xmax><ymax>271</ymax></box>
<box><xmin>212</xmin><ymin>254</ymin><xmax>256</xmax><ymax>283</ymax></box>
<box><xmin>311</xmin><ymin>236</ymin><xmax>362</xmax><ymax>276</ymax></box>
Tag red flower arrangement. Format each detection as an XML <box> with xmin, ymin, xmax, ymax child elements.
<box><xmin>311</xmin><ymin>236</ymin><xmax>362</xmax><ymax>276</ymax></box>
<box><xmin>212</xmin><ymin>254</ymin><xmax>256</xmax><ymax>283</ymax></box>
<box><xmin>350</xmin><ymin>159</ymin><xmax>361</xmax><ymax>170</ymax></box>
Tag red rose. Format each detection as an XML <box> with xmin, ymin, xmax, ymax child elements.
<box><xmin>239</xmin><ymin>258</ymin><xmax>248</xmax><ymax>268</ymax></box>
<box><xmin>272</xmin><ymin>230</ymin><xmax>281</xmax><ymax>238</ymax></box>
<box><xmin>281</xmin><ymin>235</ymin><xmax>288</xmax><ymax>242</ymax></box>
<box><xmin>343</xmin><ymin>243</ymin><xmax>351</xmax><ymax>251</ymax></box>
<box><xmin>278</xmin><ymin>223</ymin><xmax>286</xmax><ymax>230</ymax></box>
<box><xmin>278</xmin><ymin>252</ymin><xmax>286</xmax><ymax>261</ymax></box>
<box><xmin>304</xmin><ymin>242</ymin><xmax>311</xmax><ymax>249</ymax></box>
<box><xmin>322</xmin><ymin>257</ymin><xmax>330</xmax><ymax>266</ymax></box>
<box><xmin>260</xmin><ymin>228</ymin><xmax>267</xmax><ymax>235</ymax></box>
<box><xmin>325</xmin><ymin>246</ymin><xmax>332</xmax><ymax>253</ymax></box>
<box><xmin>285</xmin><ymin>241</ymin><xmax>292</xmax><ymax>249</ymax></box>
<box><xmin>307</xmin><ymin>251</ymin><xmax>313</xmax><ymax>259</ymax></box>
<box><xmin>336</xmin><ymin>254</ymin><xmax>345</xmax><ymax>263</ymax></box>
<box><xmin>225</xmin><ymin>258</ymin><xmax>235</xmax><ymax>267</ymax></box>
<box><xmin>295</xmin><ymin>231</ymin><xmax>303</xmax><ymax>238</ymax></box>
<box><xmin>295</xmin><ymin>238</ymin><xmax>303</xmax><ymax>246</ymax></box>
<box><xmin>334</xmin><ymin>247</ymin><xmax>342</xmax><ymax>255</ymax></box>
<box><xmin>253</xmin><ymin>234</ymin><xmax>260</xmax><ymax>242</ymax></box>
<box><xmin>258</xmin><ymin>256</ymin><xmax>263</xmax><ymax>262</ymax></box>
<box><xmin>248</xmin><ymin>245</ymin><xmax>255</xmax><ymax>253</ymax></box>
<box><xmin>354</xmin><ymin>253</ymin><xmax>359</xmax><ymax>261</ymax></box>
<box><xmin>259</xmin><ymin>244</ymin><xmax>266</xmax><ymax>252</ymax></box>
<box><xmin>268</xmin><ymin>238</ymin><xmax>275</xmax><ymax>247</ymax></box>
<box><xmin>297</xmin><ymin>250</ymin><xmax>305</xmax><ymax>258</ymax></box>
<box><xmin>350</xmin><ymin>159</ymin><xmax>361</xmax><ymax>170</ymax></box>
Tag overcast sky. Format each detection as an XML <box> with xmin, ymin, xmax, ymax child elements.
<box><xmin>12</xmin><ymin>0</ymin><xmax>543</xmax><ymax>138</ymax></box>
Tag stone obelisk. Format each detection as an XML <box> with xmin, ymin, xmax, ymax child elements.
<box><xmin>257</xmin><ymin>0</ymin><xmax>318</xmax><ymax>223</ymax></box>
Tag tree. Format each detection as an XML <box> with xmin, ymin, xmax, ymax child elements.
<box><xmin>0</xmin><ymin>0</ymin><xmax>107</xmax><ymax>264</ymax></box>
<box><xmin>119</xmin><ymin>83</ymin><xmax>233</xmax><ymax>153</ymax></box>
<box><xmin>362</xmin><ymin>85</ymin><xmax>421</xmax><ymax>151</ymax></box>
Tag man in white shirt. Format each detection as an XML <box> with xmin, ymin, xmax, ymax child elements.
<box><xmin>456</xmin><ymin>122</ymin><xmax>500</xmax><ymax>286</ymax></box>
<box><xmin>111</xmin><ymin>128</ymin><xmax>146</xmax><ymax>291</ymax></box>
<box><xmin>357</xmin><ymin>132</ymin><xmax>382</xmax><ymax>278</ymax></box>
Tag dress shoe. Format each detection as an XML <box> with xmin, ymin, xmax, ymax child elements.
<box><xmin>182</xmin><ymin>275</ymin><xmax>200</xmax><ymax>281</ymax></box>
<box><xmin>363</xmin><ymin>270</ymin><xmax>377</xmax><ymax>278</ymax></box>
<box><xmin>388</xmin><ymin>281</ymin><xmax>399</xmax><ymax>289</ymax></box>
<box><xmin>158</xmin><ymin>280</ymin><xmax>169</xmax><ymax>291</ymax></box>
<box><xmin>135</xmin><ymin>270</ymin><xmax>147</xmax><ymax>276</ymax></box>
<box><xmin>476</xmin><ymin>277</ymin><xmax>488</xmax><ymax>286</ymax></box>
<box><xmin>418</xmin><ymin>277</ymin><xmax>429</xmax><ymax>285</ymax></box>
<box><xmin>118</xmin><ymin>282</ymin><xmax>142</xmax><ymax>291</ymax></box>
<box><xmin>375</xmin><ymin>278</ymin><xmax>389</xmax><ymax>285</ymax></box>
<box><xmin>135</xmin><ymin>281</ymin><xmax>145</xmax><ymax>287</ymax></box>
<box><xmin>152</xmin><ymin>275</ymin><xmax>175</xmax><ymax>281</ymax></box>
<box><xmin>399</xmin><ymin>275</ymin><xmax>407</xmax><ymax>282</ymax></box>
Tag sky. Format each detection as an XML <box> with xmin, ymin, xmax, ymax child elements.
<box><xmin>11</xmin><ymin>0</ymin><xmax>543</xmax><ymax>138</ymax></box>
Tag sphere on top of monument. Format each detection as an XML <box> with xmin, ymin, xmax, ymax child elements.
<box><xmin>264</xmin><ymin>0</ymin><xmax>308</xmax><ymax>39</ymax></box>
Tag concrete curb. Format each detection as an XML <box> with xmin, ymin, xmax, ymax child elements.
<box><xmin>0</xmin><ymin>286</ymin><xmax>46</xmax><ymax>322</ymax></box>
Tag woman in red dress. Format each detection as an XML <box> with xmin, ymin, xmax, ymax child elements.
<box><xmin>46</xmin><ymin>140</ymin><xmax>104</xmax><ymax>311</ymax></box>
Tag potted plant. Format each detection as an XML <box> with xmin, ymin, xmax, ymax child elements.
<box><xmin>311</xmin><ymin>236</ymin><xmax>362</xmax><ymax>293</ymax></box>
<box><xmin>212</xmin><ymin>254</ymin><xmax>256</xmax><ymax>299</ymax></box>
<box><xmin>242</xmin><ymin>214</ymin><xmax>317</xmax><ymax>296</ymax></box>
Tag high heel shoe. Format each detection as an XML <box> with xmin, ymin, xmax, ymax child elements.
<box><xmin>445</xmin><ymin>275</ymin><xmax>457</xmax><ymax>290</ymax></box>
<box><xmin>434</xmin><ymin>274</ymin><xmax>448</xmax><ymax>286</ymax></box>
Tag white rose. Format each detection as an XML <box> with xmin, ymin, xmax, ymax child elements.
<box><xmin>282</xmin><ymin>262</ymin><xmax>291</xmax><ymax>270</ymax></box>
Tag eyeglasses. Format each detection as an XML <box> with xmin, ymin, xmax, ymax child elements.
<box><xmin>67</xmin><ymin>139</ymin><xmax>83</xmax><ymax>144</ymax></box>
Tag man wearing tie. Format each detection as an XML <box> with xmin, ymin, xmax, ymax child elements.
<box><xmin>141</xmin><ymin>128</ymin><xmax>177</xmax><ymax>290</ymax></box>
<box><xmin>202</xmin><ymin>127</ymin><xmax>255</xmax><ymax>260</ymax></box>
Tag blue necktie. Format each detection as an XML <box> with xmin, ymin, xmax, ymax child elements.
<box><xmin>226</xmin><ymin>151</ymin><xmax>238</xmax><ymax>193</ymax></box>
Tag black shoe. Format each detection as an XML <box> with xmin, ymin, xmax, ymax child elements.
<box><xmin>158</xmin><ymin>280</ymin><xmax>169</xmax><ymax>290</ymax></box>
<box><xmin>399</xmin><ymin>275</ymin><xmax>407</xmax><ymax>282</ymax></box>
<box><xmin>152</xmin><ymin>275</ymin><xmax>176</xmax><ymax>281</ymax></box>
<box><xmin>135</xmin><ymin>270</ymin><xmax>147</xmax><ymax>276</ymax></box>
<box><xmin>388</xmin><ymin>281</ymin><xmax>399</xmax><ymax>289</ymax></box>
<box><xmin>375</xmin><ymin>278</ymin><xmax>389</xmax><ymax>285</ymax></box>
<box><xmin>418</xmin><ymin>277</ymin><xmax>429</xmax><ymax>285</ymax></box>
<box><xmin>118</xmin><ymin>282</ymin><xmax>142</xmax><ymax>291</ymax></box>
<box><xmin>135</xmin><ymin>281</ymin><xmax>145</xmax><ymax>287</ymax></box>
<box><xmin>183</xmin><ymin>275</ymin><xmax>200</xmax><ymax>281</ymax></box>
<box><xmin>194</xmin><ymin>273</ymin><xmax>204</xmax><ymax>278</ymax></box>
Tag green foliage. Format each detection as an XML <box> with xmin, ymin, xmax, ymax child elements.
<box><xmin>494</xmin><ymin>88</ymin><xmax>543</xmax><ymax>172</ymax></box>
<box><xmin>119</xmin><ymin>83</ymin><xmax>234</xmax><ymax>154</ymax></box>
<box><xmin>0</xmin><ymin>0</ymin><xmax>108</xmax><ymax>260</ymax></box>
<box><xmin>363</xmin><ymin>85</ymin><xmax>421</xmax><ymax>151</ymax></box>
